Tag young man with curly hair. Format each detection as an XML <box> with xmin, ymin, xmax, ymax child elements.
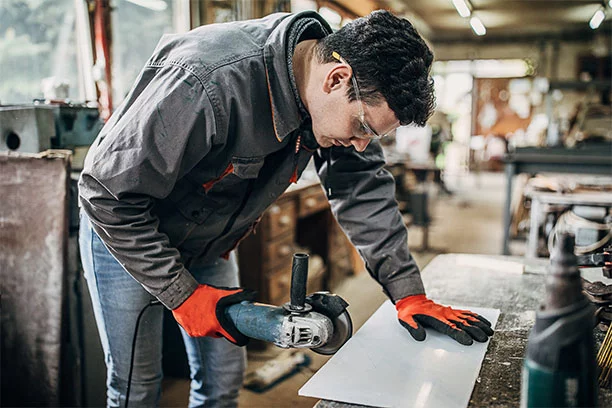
<box><xmin>79</xmin><ymin>9</ymin><xmax>493</xmax><ymax>407</ymax></box>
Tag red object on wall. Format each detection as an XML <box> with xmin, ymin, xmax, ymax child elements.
<box><xmin>93</xmin><ymin>0</ymin><xmax>113</xmax><ymax>121</ymax></box>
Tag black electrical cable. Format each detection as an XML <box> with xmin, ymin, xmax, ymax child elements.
<box><xmin>125</xmin><ymin>299</ymin><xmax>162</xmax><ymax>408</ymax></box>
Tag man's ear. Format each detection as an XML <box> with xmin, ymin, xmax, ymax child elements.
<box><xmin>322</xmin><ymin>65</ymin><xmax>351</xmax><ymax>94</ymax></box>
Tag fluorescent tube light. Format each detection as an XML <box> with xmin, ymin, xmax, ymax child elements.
<box><xmin>452</xmin><ymin>0</ymin><xmax>472</xmax><ymax>18</ymax></box>
<box><xmin>470</xmin><ymin>16</ymin><xmax>486</xmax><ymax>36</ymax></box>
<box><xmin>126</xmin><ymin>0</ymin><xmax>167</xmax><ymax>11</ymax></box>
<box><xmin>589</xmin><ymin>8</ymin><xmax>605</xmax><ymax>29</ymax></box>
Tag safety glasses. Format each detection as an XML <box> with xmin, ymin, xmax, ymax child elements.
<box><xmin>332</xmin><ymin>51</ymin><xmax>397</xmax><ymax>140</ymax></box>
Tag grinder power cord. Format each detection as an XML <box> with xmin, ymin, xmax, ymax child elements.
<box><xmin>396</xmin><ymin>295</ymin><xmax>494</xmax><ymax>345</ymax></box>
<box><xmin>125</xmin><ymin>300</ymin><xmax>162</xmax><ymax>408</ymax></box>
<box><xmin>124</xmin><ymin>284</ymin><xmax>257</xmax><ymax>408</ymax></box>
<box><xmin>125</xmin><ymin>253</ymin><xmax>352</xmax><ymax>407</ymax></box>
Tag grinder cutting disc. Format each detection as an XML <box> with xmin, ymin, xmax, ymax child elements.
<box><xmin>312</xmin><ymin>310</ymin><xmax>353</xmax><ymax>355</ymax></box>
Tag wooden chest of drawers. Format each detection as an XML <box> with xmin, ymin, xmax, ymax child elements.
<box><xmin>237</xmin><ymin>180</ymin><xmax>364</xmax><ymax>308</ymax></box>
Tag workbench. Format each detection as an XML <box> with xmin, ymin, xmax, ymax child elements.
<box><xmin>315</xmin><ymin>254</ymin><xmax>612</xmax><ymax>408</ymax></box>
<box><xmin>501</xmin><ymin>144</ymin><xmax>612</xmax><ymax>255</ymax></box>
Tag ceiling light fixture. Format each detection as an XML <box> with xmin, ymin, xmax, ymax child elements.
<box><xmin>589</xmin><ymin>7</ymin><xmax>605</xmax><ymax>29</ymax></box>
<box><xmin>126</xmin><ymin>0</ymin><xmax>167</xmax><ymax>12</ymax></box>
<box><xmin>470</xmin><ymin>16</ymin><xmax>487</xmax><ymax>36</ymax></box>
<box><xmin>452</xmin><ymin>0</ymin><xmax>472</xmax><ymax>18</ymax></box>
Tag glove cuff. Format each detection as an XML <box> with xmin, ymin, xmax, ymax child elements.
<box><xmin>214</xmin><ymin>288</ymin><xmax>256</xmax><ymax>346</ymax></box>
<box><xmin>395</xmin><ymin>294</ymin><xmax>427</xmax><ymax>311</ymax></box>
<box><xmin>172</xmin><ymin>284</ymin><xmax>256</xmax><ymax>346</ymax></box>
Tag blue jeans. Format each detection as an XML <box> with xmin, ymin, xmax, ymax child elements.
<box><xmin>79</xmin><ymin>212</ymin><xmax>246</xmax><ymax>407</ymax></box>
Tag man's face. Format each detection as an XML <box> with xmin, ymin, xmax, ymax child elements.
<box><xmin>308</xmin><ymin>68</ymin><xmax>399</xmax><ymax>153</ymax></box>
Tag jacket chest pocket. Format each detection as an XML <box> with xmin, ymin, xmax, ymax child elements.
<box><xmin>157</xmin><ymin>189</ymin><xmax>220</xmax><ymax>247</ymax></box>
<box><xmin>231</xmin><ymin>156</ymin><xmax>265</xmax><ymax>179</ymax></box>
<box><xmin>202</xmin><ymin>156</ymin><xmax>265</xmax><ymax>192</ymax></box>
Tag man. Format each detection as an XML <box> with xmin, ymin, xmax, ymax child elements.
<box><xmin>79</xmin><ymin>9</ymin><xmax>493</xmax><ymax>407</ymax></box>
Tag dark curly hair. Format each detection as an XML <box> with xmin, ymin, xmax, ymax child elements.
<box><xmin>315</xmin><ymin>10</ymin><xmax>435</xmax><ymax>126</ymax></box>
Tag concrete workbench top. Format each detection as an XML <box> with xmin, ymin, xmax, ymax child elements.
<box><xmin>316</xmin><ymin>253</ymin><xmax>612</xmax><ymax>408</ymax></box>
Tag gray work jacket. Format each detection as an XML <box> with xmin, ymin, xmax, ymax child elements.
<box><xmin>78</xmin><ymin>11</ymin><xmax>425</xmax><ymax>309</ymax></box>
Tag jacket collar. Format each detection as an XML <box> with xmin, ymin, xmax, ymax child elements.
<box><xmin>263</xmin><ymin>11</ymin><xmax>332</xmax><ymax>143</ymax></box>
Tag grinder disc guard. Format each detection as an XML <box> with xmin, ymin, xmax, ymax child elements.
<box><xmin>304</xmin><ymin>292</ymin><xmax>353</xmax><ymax>355</ymax></box>
<box><xmin>312</xmin><ymin>310</ymin><xmax>353</xmax><ymax>355</ymax></box>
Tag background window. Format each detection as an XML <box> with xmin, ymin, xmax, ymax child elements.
<box><xmin>0</xmin><ymin>0</ymin><xmax>80</xmax><ymax>104</ymax></box>
<box><xmin>111</xmin><ymin>0</ymin><xmax>176</xmax><ymax>106</ymax></box>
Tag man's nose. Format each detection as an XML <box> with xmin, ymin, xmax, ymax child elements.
<box><xmin>351</xmin><ymin>137</ymin><xmax>371</xmax><ymax>152</ymax></box>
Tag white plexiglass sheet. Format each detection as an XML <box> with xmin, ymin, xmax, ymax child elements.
<box><xmin>299</xmin><ymin>301</ymin><xmax>500</xmax><ymax>408</ymax></box>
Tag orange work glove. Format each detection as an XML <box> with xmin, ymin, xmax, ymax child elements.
<box><xmin>172</xmin><ymin>284</ymin><xmax>256</xmax><ymax>346</ymax></box>
<box><xmin>396</xmin><ymin>294</ymin><xmax>494</xmax><ymax>345</ymax></box>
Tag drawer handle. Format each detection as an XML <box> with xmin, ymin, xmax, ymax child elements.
<box><xmin>270</xmin><ymin>205</ymin><xmax>281</xmax><ymax>214</ymax></box>
<box><xmin>278</xmin><ymin>215</ymin><xmax>291</xmax><ymax>226</ymax></box>
<box><xmin>278</xmin><ymin>245</ymin><xmax>292</xmax><ymax>257</ymax></box>
<box><xmin>305</xmin><ymin>197</ymin><xmax>318</xmax><ymax>208</ymax></box>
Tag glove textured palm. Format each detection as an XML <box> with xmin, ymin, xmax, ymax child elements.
<box><xmin>396</xmin><ymin>294</ymin><xmax>494</xmax><ymax>345</ymax></box>
<box><xmin>172</xmin><ymin>284</ymin><xmax>256</xmax><ymax>346</ymax></box>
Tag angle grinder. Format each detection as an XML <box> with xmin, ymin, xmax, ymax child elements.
<box><xmin>225</xmin><ymin>253</ymin><xmax>353</xmax><ymax>354</ymax></box>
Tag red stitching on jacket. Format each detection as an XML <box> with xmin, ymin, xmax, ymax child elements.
<box><xmin>202</xmin><ymin>163</ymin><xmax>234</xmax><ymax>193</ymax></box>
<box><xmin>289</xmin><ymin>135</ymin><xmax>301</xmax><ymax>184</ymax></box>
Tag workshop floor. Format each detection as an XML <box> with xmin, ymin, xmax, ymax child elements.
<box><xmin>160</xmin><ymin>171</ymin><xmax>513</xmax><ymax>407</ymax></box>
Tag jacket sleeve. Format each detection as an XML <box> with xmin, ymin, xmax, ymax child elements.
<box><xmin>314</xmin><ymin>142</ymin><xmax>425</xmax><ymax>302</ymax></box>
<box><xmin>78</xmin><ymin>64</ymin><xmax>217</xmax><ymax>309</ymax></box>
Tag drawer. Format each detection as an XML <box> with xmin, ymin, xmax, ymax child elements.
<box><xmin>263</xmin><ymin>239</ymin><xmax>294</xmax><ymax>270</ymax></box>
<box><xmin>267</xmin><ymin>266</ymin><xmax>291</xmax><ymax>305</ymax></box>
<box><xmin>306</xmin><ymin>271</ymin><xmax>325</xmax><ymax>296</ymax></box>
<box><xmin>264</xmin><ymin>200</ymin><xmax>296</xmax><ymax>240</ymax></box>
<box><xmin>298</xmin><ymin>188</ymin><xmax>328</xmax><ymax>218</ymax></box>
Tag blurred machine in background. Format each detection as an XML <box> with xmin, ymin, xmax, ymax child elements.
<box><xmin>510</xmin><ymin>174</ymin><xmax>612</xmax><ymax>259</ymax></box>
<box><xmin>0</xmin><ymin>102</ymin><xmax>103</xmax><ymax>168</ymax></box>
<box><xmin>0</xmin><ymin>102</ymin><xmax>105</xmax><ymax>406</ymax></box>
